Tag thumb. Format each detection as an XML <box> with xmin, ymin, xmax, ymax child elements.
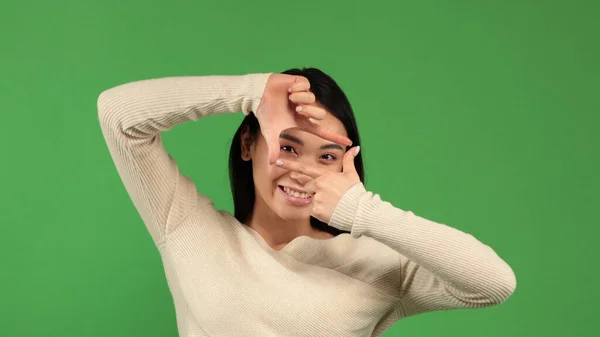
<box><xmin>343</xmin><ymin>146</ymin><xmax>360</xmax><ymax>174</ymax></box>
<box><xmin>263</xmin><ymin>130</ymin><xmax>281</xmax><ymax>165</ymax></box>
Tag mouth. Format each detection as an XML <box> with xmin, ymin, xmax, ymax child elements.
<box><xmin>278</xmin><ymin>185</ymin><xmax>313</xmax><ymax>206</ymax></box>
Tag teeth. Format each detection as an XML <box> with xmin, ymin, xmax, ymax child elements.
<box><xmin>283</xmin><ymin>186</ymin><xmax>311</xmax><ymax>199</ymax></box>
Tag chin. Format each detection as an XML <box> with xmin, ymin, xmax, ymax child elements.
<box><xmin>269</xmin><ymin>201</ymin><xmax>310</xmax><ymax>221</ymax></box>
<box><xmin>274</xmin><ymin>207</ymin><xmax>310</xmax><ymax>222</ymax></box>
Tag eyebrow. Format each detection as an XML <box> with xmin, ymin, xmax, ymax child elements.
<box><xmin>279</xmin><ymin>133</ymin><xmax>345</xmax><ymax>151</ymax></box>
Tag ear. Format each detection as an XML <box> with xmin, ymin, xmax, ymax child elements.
<box><xmin>240</xmin><ymin>126</ymin><xmax>254</xmax><ymax>161</ymax></box>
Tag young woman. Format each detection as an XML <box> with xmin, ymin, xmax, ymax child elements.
<box><xmin>98</xmin><ymin>68</ymin><xmax>516</xmax><ymax>337</ymax></box>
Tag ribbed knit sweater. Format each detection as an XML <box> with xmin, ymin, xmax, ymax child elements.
<box><xmin>97</xmin><ymin>73</ymin><xmax>516</xmax><ymax>337</ymax></box>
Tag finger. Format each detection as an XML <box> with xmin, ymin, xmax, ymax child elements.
<box><xmin>275</xmin><ymin>159</ymin><xmax>324</xmax><ymax>178</ymax></box>
<box><xmin>343</xmin><ymin>146</ymin><xmax>360</xmax><ymax>174</ymax></box>
<box><xmin>295</xmin><ymin>104</ymin><xmax>327</xmax><ymax>120</ymax></box>
<box><xmin>304</xmin><ymin>179</ymin><xmax>317</xmax><ymax>193</ymax></box>
<box><xmin>288</xmin><ymin>76</ymin><xmax>310</xmax><ymax>93</ymax></box>
<box><xmin>263</xmin><ymin>130</ymin><xmax>281</xmax><ymax>165</ymax></box>
<box><xmin>298</xmin><ymin>121</ymin><xmax>353</xmax><ymax>146</ymax></box>
<box><xmin>290</xmin><ymin>172</ymin><xmax>313</xmax><ymax>185</ymax></box>
<box><xmin>289</xmin><ymin>92</ymin><xmax>315</xmax><ymax>105</ymax></box>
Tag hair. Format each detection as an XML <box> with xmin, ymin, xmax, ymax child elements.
<box><xmin>228</xmin><ymin>67</ymin><xmax>365</xmax><ymax>236</ymax></box>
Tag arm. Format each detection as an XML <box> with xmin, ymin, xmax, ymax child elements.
<box><xmin>97</xmin><ymin>73</ymin><xmax>271</xmax><ymax>245</ymax></box>
<box><xmin>329</xmin><ymin>183</ymin><xmax>517</xmax><ymax>318</ymax></box>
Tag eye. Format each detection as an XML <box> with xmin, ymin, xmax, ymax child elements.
<box><xmin>281</xmin><ymin>145</ymin><xmax>297</xmax><ymax>154</ymax></box>
<box><xmin>321</xmin><ymin>153</ymin><xmax>337</xmax><ymax>161</ymax></box>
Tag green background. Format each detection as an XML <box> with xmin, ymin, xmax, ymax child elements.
<box><xmin>1</xmin><ymin>0</ymin><xmax>598</xmax><ymax>336</ymax></box>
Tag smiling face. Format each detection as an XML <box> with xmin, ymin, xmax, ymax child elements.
<box><xmin>242</xmin><ymin>112</ymin><xmax>348</xmax><ymax>223</ymax></box>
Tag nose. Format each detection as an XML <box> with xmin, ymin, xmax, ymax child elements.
<box><xmin>286</xmin><ymin>154</ymin><xmax>317</xmax><ymax>185</ymax></box>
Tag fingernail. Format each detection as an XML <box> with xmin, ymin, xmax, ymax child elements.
<box><xmin>275</xmin><ymin>159</ymin><xmax>283</xmax><ymax>166</ymax></box>
<box><xmin>288</xmin><ymin>87</ymin><xmax>292</xmax><ymax>93</ymax></box>
<box><xmin>354</xmin><ymin>146</ymin><xmax>360</xmax><ymax>156</ymax></box>
<box><xmin>296</xmin><ymin>106</ymin><xmax>302</xmax><ymax>112</ymax></box>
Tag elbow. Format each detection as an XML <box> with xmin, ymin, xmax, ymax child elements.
<box><xmin>453</xmin><ymin>264</ymin><xmax>517</xmax><ymax>308</ymax></box>
<box><xmin>97</xmin><ymin>88</ymin><xmax>118</xmax><ymax>125</ymax></box>
<box><xmin>482</xmin><ymin>264</ymin><xmax>517</xmax><ymax>306</ymax></box>
<box><xmin>97</xmin><ymin>86</ymin><xmax>133</xmax><ymax>133</ymax></box>
<box><xmin>500</xmin><ymin>266</ymin><xmax>517</xmax><ymax>302</ymax></box>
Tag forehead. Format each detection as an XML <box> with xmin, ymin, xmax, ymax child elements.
<box><xmin>319</xmin><ymin>111</ymin><xmax>347</xmax><ymax>136</ymax></box>
<box><xmin>288</xmin><ymin>111</ymin><xmax>347</xmax><ymax>140</ymax></box>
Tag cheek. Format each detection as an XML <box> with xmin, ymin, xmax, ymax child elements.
<box><xmin>251</xmin><ymin>161</ymin><xmax>280</xmax><ymax>193</ymax></box>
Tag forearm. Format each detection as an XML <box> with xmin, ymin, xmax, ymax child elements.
<box><xmin>97</xmin><ymin>73</ymin><xmax>271</xmax><ymax>135</ymax></box>
<box><xmin>329</xmin><ymin>183</ymin><xmax>516</xmax><ymax>302</ymax></box>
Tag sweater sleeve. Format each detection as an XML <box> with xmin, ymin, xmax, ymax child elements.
<box><xmin>97</xmin><ymin>73</ymin><xmax>271</xmax><ymax>245</ymax></box>
<box><xmin>328</xmin><ymin>183</ymin><xmax>517</xmax><ymax>318</ymax></box>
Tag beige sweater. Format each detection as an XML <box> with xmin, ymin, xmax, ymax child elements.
<box><xmin>97</xmin><ymin>73</ymin><xmax>516</xmax><ymax>337</ymax></box>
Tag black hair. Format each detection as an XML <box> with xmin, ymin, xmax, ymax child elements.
<box><xmin>228</xmin><ymin>67</ymin><xmax>364</xmax><ymax>236</ymax></box>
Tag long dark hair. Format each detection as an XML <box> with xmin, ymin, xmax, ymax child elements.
<box><xmin>228</xmin><ymin>68</ymin><xmax>364</xmax><ymax>236</ymax></box>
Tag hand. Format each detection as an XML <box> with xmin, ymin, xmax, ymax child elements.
<box><xmin>255</xmin><ymin>74</ymin><xmax>353</xmax><ymax>164</ymax></box>
<box><xmin>275</xmin><ymin>146</ymin><xmax>362</xmax><ymax>223</ymax></box>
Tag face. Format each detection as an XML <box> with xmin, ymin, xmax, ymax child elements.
<box><xmin>242</xmin><ymin>112</ymin><xmax>349</xmax><ymax>222</ymax></box>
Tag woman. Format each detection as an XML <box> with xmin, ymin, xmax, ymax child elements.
<box><xmin>98</xmin><ymin>68</ymin><xmax>516</xmax><ymax>337</ymax></box>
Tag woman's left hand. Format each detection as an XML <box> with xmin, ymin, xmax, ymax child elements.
<box><xmin>275</xmin><ymin>146</ymin><xmax>362</xmax><ymax>224</ymax></box>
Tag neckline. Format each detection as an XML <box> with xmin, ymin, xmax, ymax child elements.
<box><xmin>243</xmin><ymin>225</ymin><xmax>347</xmax><ymax>254</ymax></box>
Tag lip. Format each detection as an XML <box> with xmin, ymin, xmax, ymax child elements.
<box><xmin>277</xmin><ymin>185</ymin><xmax>312</xmax><ymax>206</ymax></box>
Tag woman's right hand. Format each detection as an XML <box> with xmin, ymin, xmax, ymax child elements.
<box><xmin>255</xmin><ymin>74</ymin><xmax>353</xmax><ymax>164</ymax></box>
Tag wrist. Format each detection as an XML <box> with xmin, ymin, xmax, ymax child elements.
<box><xmin>328</xmin><ymin>183</ymin><xmax>366</xmax><ymax>231</ymax></box>
<box><xmin>242</xmin><ymin>73</ymin><xmax>272</xmax><ymax>116</ymax></box>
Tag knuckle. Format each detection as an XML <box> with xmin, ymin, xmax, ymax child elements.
<box><xmin>301</xmin><ymin>77</ymin><xmax>310</xmax><ymax>87</ymax></box>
